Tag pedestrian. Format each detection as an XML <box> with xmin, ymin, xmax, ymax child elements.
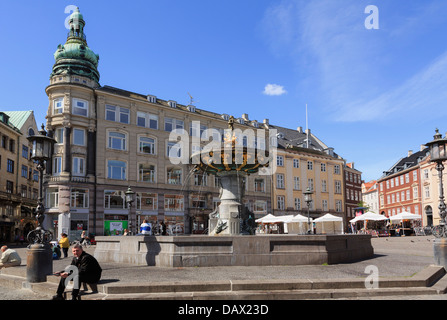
<box><xmin>0</xmin><ymin>246</ymin><xmax>21</xmax><ymax>269</ymax></box>
<box><xmin>123</xmin><ymin>229</ymin><xmax>129</xmax><ymax>236</ymax></box>
<box><xmin>52</xmin><ymin>244</ymin><xmax>102</xmax><ymax>300</ymax></box>
<box><xmin>59</xmin><ymin>233</ymin><xmax>70</xmax><ymax>258</ymax></box>
<box><xmin>160</xmin><ymin>221</ymin><xmax>167</xmax><ymax>235</ymax></box>
<box><xmin>139</xmin><ymin>219</ymin><xmax>152</xmax><ymax>235</ymax></box>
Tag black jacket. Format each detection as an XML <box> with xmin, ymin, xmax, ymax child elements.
<box><xmin>70</xmin><ymin>251</ymin><xmax>102</xmax><ymax>283</ymax></box>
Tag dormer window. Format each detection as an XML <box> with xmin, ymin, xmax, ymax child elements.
<box><xmin>237</xmin><ymin>118</ymin><xmax>245</xmax><ymax>124</ymax></box>
<box><xmin>147</xmin><ymin>95</ymin><xmax>157</xmax><ymax>103</ymax></box>
<box><xmin>168</xmin><ymin>100</ymin><xmax>177</xmax><ymax>108</ymax></box>
<box><xmin>188</xmin><ymin>105</ymin><xmax>196</xmax><ymax>113</ymax></box>
<box><xmin>221</xmin><ymin>114</ymin><xmax>229</xmax><ymax>121</ymax></box>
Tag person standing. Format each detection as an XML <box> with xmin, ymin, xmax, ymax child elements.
<box><xmin>52</xmin><ymin>244</ymin><xmax>102</xmax><ymax>300</ymax></box>
<box><xmin>0</xmin><ymin>246</ymin><xmax>21</xmax><ymax>269</ymax></box>
<box><xmin>139</xmin><ymin>220</ymin><xmax>152</xmax><ymax>235</ymax></box>
<box><xmin>59</xmin><ymin>233</ymin><xmax>70</xmax><ymax>258</ymax></box>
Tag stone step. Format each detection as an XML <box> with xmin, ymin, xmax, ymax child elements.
<box><xmin>0</xmin><ymin>265</ymin><xmax>445</xmax><ymax>300</ymax></box>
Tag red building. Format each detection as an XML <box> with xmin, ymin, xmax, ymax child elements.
<box><xmin>344</xmin><ymin>162</ymin><xmax>363</xmax><ymax>223</ymax></box>
<box><xmin>377</xmin><ymin>150</ymin><xmax>425</xmax><ymax>219</ymax></box>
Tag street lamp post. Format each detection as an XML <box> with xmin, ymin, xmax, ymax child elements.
<box><xmin>304</xmin><ymin>187</ymin><xmax>314</xmax><ymax>234</ymax></box>
<box><xmin>125</xmin><ymin>186</ymin><xmax>135</xmax><ymax>234</ymax></box>
<box><xmin>26</xmin><ymin>125</ymin><xmax>56</xmax><ymax>283</ymax></box>
<box><xmin>425</xmin><ymin>129</ymin><xmax>447</xmax><ymax>268</ymax></box>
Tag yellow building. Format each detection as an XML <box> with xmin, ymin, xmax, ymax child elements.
<box><xmin>0</xmin><ymin>111</ymin><xmax>39</xmax><ymax>242</ymax></box>
<box><xmin>270</xmin><ymin>126</ymin><xmax>345</xmax><ymax>224</ymax></box>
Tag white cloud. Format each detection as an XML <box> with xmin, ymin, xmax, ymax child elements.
<box><xmin>263</xmin><ymin>84</ymin><xmax>287</xmax><ymax>96</ymax></box>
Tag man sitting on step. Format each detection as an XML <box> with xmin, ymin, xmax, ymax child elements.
<box><xmin>52</xmin><ymin>243</ymin><xmax>102</xmax><ymax>300</ymax></box>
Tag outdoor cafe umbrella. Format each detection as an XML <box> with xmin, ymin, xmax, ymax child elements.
<box><xmin>350</xmin><ymin>212</ymin><xmax>388</xmax><ymax>222</ymax></box>
<box><xmin>389</xmin><ymin>211</ymin><xmax>422</xmax><ymax>221</ymax></box>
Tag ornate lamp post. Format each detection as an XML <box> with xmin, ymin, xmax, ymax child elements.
<box><xmin>425</xmin><ymin>129</ymin><xmax>447</xmax><ymax>268</ymax></box>
<box><xmin>26</xmin><ymin>125</ymin><xmax>56</xmax><ymax>283</ymax></box>
<box><xmin>304</xmin><ymin>187</ymin><xmax>314</xmax><ymax>234</ymax></box>
<box><xmin>125</xmin><ymin>186</ymin><xmax>135</xmax><ymax>234</ymax></box>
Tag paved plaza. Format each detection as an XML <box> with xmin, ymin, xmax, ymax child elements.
<box><xmin>0</xmin><ymin>235</ymin><xmax>446</xmax><ymax>300</ymax></box>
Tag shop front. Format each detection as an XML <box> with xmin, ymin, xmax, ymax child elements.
<box><xmin>104</xmin><ymin>214</ymin><xmax>129</xmax><ymax>236</ymax></box>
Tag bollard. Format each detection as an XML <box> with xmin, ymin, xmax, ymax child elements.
<box><xmin>433</xmin><ymin>238</ymin><xmax>447</xmax><ymax>270</ymax></box>
<box><xmin>26</xmin><ymin>243</ymin><xmax>53</xmax><ymax>283</ymax></box>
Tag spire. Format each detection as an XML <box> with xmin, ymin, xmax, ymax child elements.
<box><xmin>50</xmin><ymin>7</ymin><xmax>100</xmax><ymax>85</ymax></box>
<box><xmin>67</xmin><ymin>7</ymin><xmax>86</xmax><ymax>42</ymax></box>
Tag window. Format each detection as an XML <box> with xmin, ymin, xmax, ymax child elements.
<box><xmin>21</xmin><ymin>165</ymin><xmax>28</xmax><ymax>178</ymax></box>
<box><xmin>73</xmin><ymin>128</ymin><xmax>85</xmax><ymax>146</ymax></box>
<box><xmin>424</xmin><ymin>169</ymin><xmax>429</xmax><ymax>179</ymax></box>
<box><xmin>321</xmin><ymin>163</ymin><xmax>326</xmax><ymax>172</ymax></box>
<box><xmin>104</xmin><ymin>190</ymin><xmax>125</xmax><ymax>209</ymax></box>
<box><xmin>105</xmin><ymin>105</ymin><xmax>130</xmax><ymax>124</ymax></box>
<box><xmin>294</xmin><ymin>198</ymin><xmax>301</xmax><ymax>210</ymax></box>
<box><xmin>194</xmin><ymin>173</ymin><xmax>208</xmax><ymax>186</ymax></box>
<box><xmin>6</xmin><ymin>159</ymin><xmax>14</xmax><ymax>173</ymax></box>
<box><xmin>191</xmin><ymin>195</ymin><xmax>207</xmax><ymax>209</ymax></box>
<box><xmin>137</xmin><ymin>111</ymin><xmax>158</xmax><ymax>129</ymax></box>
<box><xmin>107</xmin><ymin>160</ymin><xmax>126</xmax><ymax>180</ymax></box>
<box><xmin>413</xmin><ymin>171</ymin><xmax>418</xmax><ymax>181</ymax></box>
<box><xmin>164</xmin><ymin>117</ymin><xmax>184</xmax><ymax>132</ymax></box>
<box><xmin>46</xmin><ymin>188</ymin><xmax>59</xmax><ymax>208</ymax></box>
<box><xmin>308</xmin><ymin>178</ymin><xmax>314</xmax><ymax>191</ymax></box>
<box><xmin>254</xmin><ymin>179</ymin><xmax>265</xmax><ymax>192</ymax></box>
<box><xmin>164</xmin><ymin>194</ymin><xmax>184</xmax><ymax>211</ymax></box>
<box><xmin>22</xmin><ymin>145</ymin><xmax>29</xmax><ymax>159</ymax></box>
<box><xmin>276</xmin><ymin>174</ymin><xmax>285</xmax><ymax>189</ymax></box>
<box><xmin>254</xmin><ymin>200</ymin><xmax>267</xmax><ymax>213</ymax></box>
<box><xmin>277</xmin><ymin>196</ymin><xmax>285</xmax><ymax>210</ymax></box>
<box><xmin>425</xmin><ymin>186</ymin><xmax>430</xmax><ymax>198</ymax></box>
<box><xmin>293</xmin><ymin>159</ymin><xmax>299</xmax><ymax>168</ymax></box>
<box><xmin>53</xmin><ymin>98</ymin><xmax>63</xmax><ymax>114</ymax></box>
<box><xmin>108</xmin><ymin>132</ymin><xmax>126</xmax><ymax>150</ymax></box>
<box><xmin>21</xmin><ymin>185</ymin><xmax>27</xmax><ymax>198</ymax></box>
<box><xmin>167</xmin><ymin>167</ymin><xmax>182</xmax><ymax>185</ymax></box>
<box><xmin>190</xmin><ymin>121</ymin><xmax>208</xmax><ymax>139</ymax></box>
<box><xmin>72</xmin><ymin>157</ymin><xmax>85</xmax><ymax>176</ymax></box>
<box><xmin>334</xmin><ymin>165</ymin><xmax>340</xmax><ymax>174</ymax></box>
<box><xmin>73</xmin><ymin>98</ymin><xmax>88</xmax><ymax>116</ymax></box>
<box><xmin>166</xmin><ymin>141</ymin><xmax>181</xmax><ymax>158</ymax></box>
<box><xmin>136</xmin><ymin>193</ymin><xmax>158</xmax><ymax>211</ymax></box>
<box><xmin>71</xmin><ymin>188</ymin><xmax>89</xmax><ymax>208</ymax></box>
<box><xmin>336</xmin><ymin>200</ymin><xmax>342</xmax><ymax>212</ymax></box>
<box><xmin>322</xmin><ymin>180</ymin><xmax>327</xmax><ymax>192</ymax></box>
<box><xmin>55</xmin><ymin>127</ymin><xmax>64</xmax><ymax>144</ymax></box>
<box><xmin>307</xmin><ymin>161</ymin><xmax>313</xmax><ymax>170</ymax></box>
<box><xmin>139</xmin><ymin>137</ymin><xmax>156</xmax><ymax>154</ymax></box>
<box><xmin>6</xmin><ymin>181</ymin><xmax>13</xmax><ymax>194</ymax></box>
<box><xmin>138</xmin><ymin>164</ymin><xmax>155</xmax><ymax>182</ymax></box>
<box><xmin>53</xmin><ymin>157</ymin><xmax>62</xmax><ymax>175</ymax></box>
<box><xmin>293</xmin><ymin>177</ymin><xmax>300</xmax><ymax>190</ymax></box>
<box><xmin>335</xmin><ymin>180</ymin><xmax>341</xmax><ymax>194</ymax></box>
<box><xmin>276</xmin><ymin>156</ymin><xmax>284</xmax><ymax>166</ymax></box>
<box><xmin>322</xmin><ymin>200</ymin><xmax>328</xmax><ymax>211</ymax></box>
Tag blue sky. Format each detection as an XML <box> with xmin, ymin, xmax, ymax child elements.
<box><xmin>1</xmin><ymin>0</ymin><xmax>447</xmax><ymax>182</ymax></box>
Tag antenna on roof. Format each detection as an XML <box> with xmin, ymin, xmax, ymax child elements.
<box><xmin>188</xmin><ymin>92</ymin><xmax>198</xmax><ymax>105</ymax></box>
<box><xmin>306</xmin><ymin>103</ymin><xmax>309</xmax><ymax>148</ymax></box>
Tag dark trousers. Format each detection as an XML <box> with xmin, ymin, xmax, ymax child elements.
<box><xmin>56</xmin><ymin>274</ymin><xmax>98</xmax><ymax>298</ymax></box>
<box><xmin>62</xmin><ymin>248</ymin><xmax>68</xmax><ymax>258</ymax></box>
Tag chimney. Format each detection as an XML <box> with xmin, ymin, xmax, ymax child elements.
<box><xmin>297</xmin><ymin>126</ymin><xmax>303</xmax><ymax>133</ymax></box>
<box><xmin>242</xmin><ymin>113</ymin><xmax>249</xmax><ymax>121</ymax></box>
<box><xmin>408</xmin><ymin>150</ymin><xmax>413</xmax><ymax>157</ymax></box>
<box><xmin>420</xmin><ymin>144</ymin><xmax>426</xmax><ymax>152</ymax></box>
<box><xmin>263</xmin><ymin>118</ymin><xmax>269</xmax><ymax>125</ymax></box>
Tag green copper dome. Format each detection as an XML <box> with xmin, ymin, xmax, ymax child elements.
<box><xmin>50</xmin><ymin>7</ymin><xmax>100</xmax><ymax>83</ymax></box>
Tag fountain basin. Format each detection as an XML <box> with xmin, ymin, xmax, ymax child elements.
<box><xmin>94</xmin><ymin>234</ymin><xmax>373</xmax><ymax>267</ymax></box>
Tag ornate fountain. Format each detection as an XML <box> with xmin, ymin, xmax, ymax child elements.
<box><xmin>191</xmin><ymin>116</ymin><xmax>270</xmax><ymax>236</ymax></box>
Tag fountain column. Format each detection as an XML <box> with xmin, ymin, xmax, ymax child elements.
<box><xmin>210</xmin><ymin>171</ymin><xmax>246</xmax><ymax>235</ymax></box>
